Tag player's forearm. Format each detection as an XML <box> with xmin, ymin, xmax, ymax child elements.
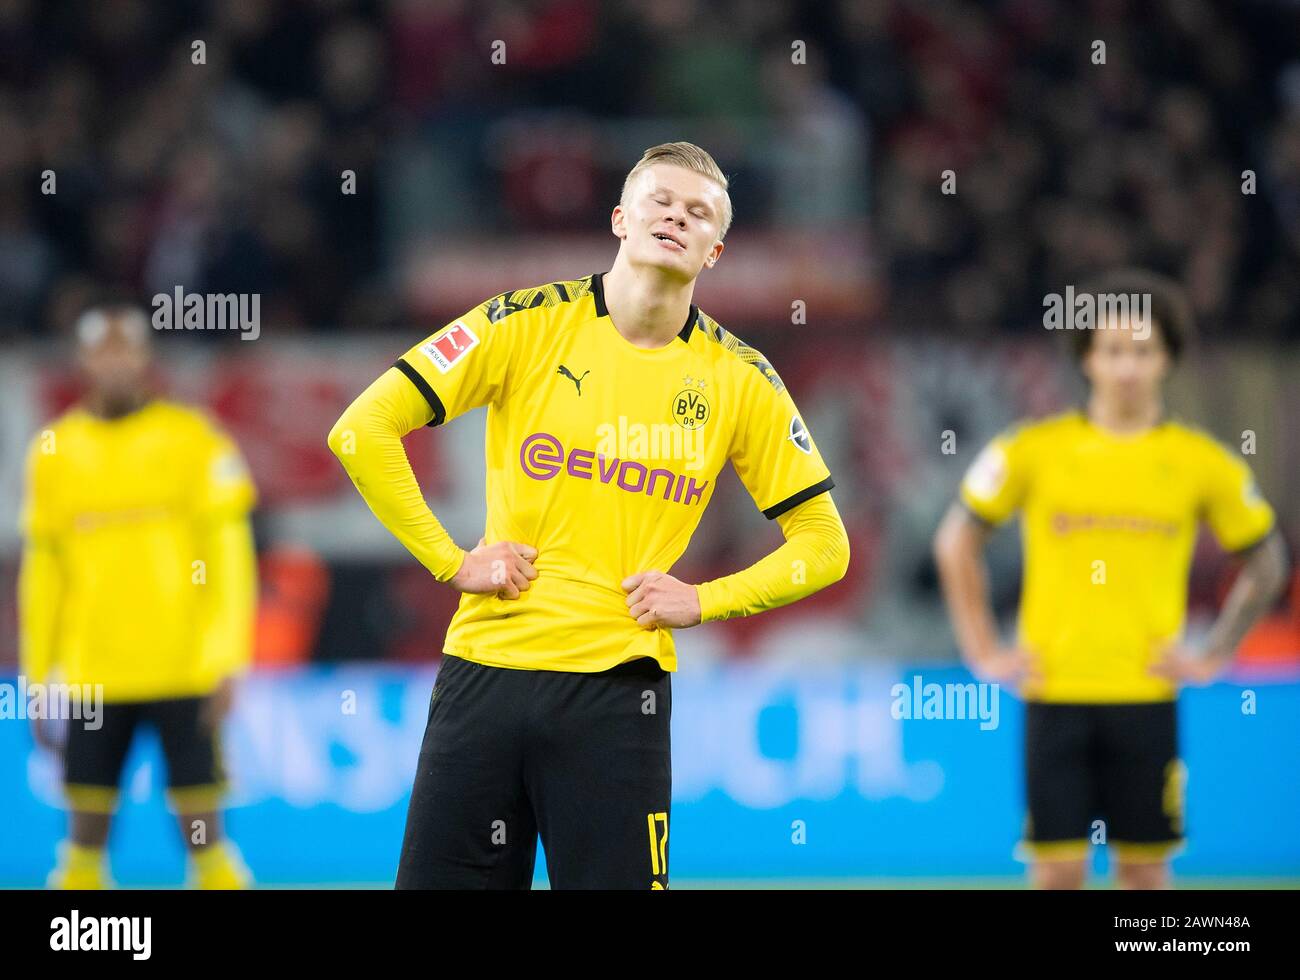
<box><xmin>198</xmin><ymin>516</ymin><xmax>259</xmax><ymax>679</ymax></box>
<box><xmin>328</xmin><ymin>367</ymin><xmax>466</xmax><ymax>582</ymax></box>
<box><xmin>1203</xmin><ymin>530</ymin><xmax>1290</xmax><ymax>660</ymax></box>
<box><xmin>933</xmin><ymin>505</ymin><xmax>1001</xmax><ymax>667</ymax></box>
<box><xmin>18</xmin><ymin>539</ymin><xmax>62</xmax><ymax>684</ymax></box>
<box><xmin>695</xmin><ymin>494</ymin><xmax>849</xmax><ymax>622</ymax></box>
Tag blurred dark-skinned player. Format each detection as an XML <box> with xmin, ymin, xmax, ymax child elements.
<box><xmin>19</xmin><ymin>303</ymin><xmax>258</xmax><ymax>889</ymax></box>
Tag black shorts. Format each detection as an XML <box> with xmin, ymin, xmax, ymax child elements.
<box><xmin>1021</xmin><ymin>700</ymin><xmax>1185</xmax><ymax>863</ymax></box>
<box><xmin>396</xmin><ymin>653</ymin><xmax>672</xmax><ymax>890</ymax></box>
<box><xmin>63</xmin><ymin>695</ymin><xmax>227</xmax><ymax>814</ymax></box>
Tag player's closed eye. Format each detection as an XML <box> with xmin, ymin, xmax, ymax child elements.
<box><xmin>654</xmin><ymin>192</ymin><xmax>705</xmax><ymax>218</ymax></box>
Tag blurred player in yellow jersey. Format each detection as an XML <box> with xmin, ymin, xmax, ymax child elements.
<box><xmin>18</xmin><ymin>303</ymin><xmax>259</xmax><ymax>889</ymax></box>
<box><xmin>934</xmin><ymin>270</ymin><xmax>1289</xmax><ymax>889</ymax></box>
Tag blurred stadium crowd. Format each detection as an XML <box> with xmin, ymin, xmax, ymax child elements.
<box><xmin>0</xmin><ymin>0</ymin><xmax>1297</xmax><ymax>339</ymax></box>
<box><xmin>0</xmin><ymin>0</ymin><xmax>1297</xmax><ymax>671</ymax></box>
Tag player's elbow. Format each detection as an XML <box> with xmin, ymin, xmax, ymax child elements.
<box><xmin>1252</xmin><ymin>530</ymin><xmax>1291</xmax><ymax>599</ymax></box>
<box><xmin>801</xmin><ymin>511</ymin><xmax>850</xmax><ymax>590</ymax></box>
<box><xmin>1276</xmin><ymin>539</ymin><xmax>1293</xmax><ymax>594</ymax></box>
<box><xmin>932</xmin><ymin>522</ymin><xmax>953</xmax><ymax>568</ymax></box>
<box><xmin>327</xmin><ymin>410</ymin><xmax>357</xmax><ymax>469</ymax></box>
<box><xmin>933</xmin><ymin>504</ymin><xmax>973</xmax><ymax>570</ymax></box>
<box><xmin>828</xmin><ymin>520</ymin><xmax>851</xmax><ymax>584</ymax></box>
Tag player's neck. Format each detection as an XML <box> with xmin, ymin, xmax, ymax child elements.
<box><xmin>600</xmin><ymin>261</ymin><xmax>695</xmax><ymax>349</ymax></box>
<box><xmin>86</xmin><ymin>388</ymin><xmax>151</xmax><ymax>421</ymax></box>
<box><xmin>1085</xmin><ymin>393</ymin><xmax>1164</xmax><ymax>435</ymax></box>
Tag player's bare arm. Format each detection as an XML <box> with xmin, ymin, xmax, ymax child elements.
<box><xmin>1151</xmin><ymin>529</ymin><xmax>1290</xmax><ymax>684</ymax></box>
<box><xmin>933</xmin><ymin>502</ymin><xmax>1041</xmax><ymax>687</ymax></box>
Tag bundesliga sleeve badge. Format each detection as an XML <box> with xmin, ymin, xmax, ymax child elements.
<box><xmin>420</xmin><ymin>321</ymin><xmax>480</xmax><ymax>373</ymax></box>
<box><xmin>965</xmin><ymin>444</ymin><xmax>1008</xmax><ymax>499</ymax></box>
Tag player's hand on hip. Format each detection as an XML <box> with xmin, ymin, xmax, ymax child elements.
<box><xmin>622</xmin><ymin>571</ymin><xmax>701</xmax><ymax>629</ymax></box>
<box><xmin>1149</xmin><ymin>644</ymin><xmax>1229</xmax><ymax>685</ymax></box>
<box><xmin>30</xmin><ymin>716</ymin><xmax>62</xmax><ymax>757</ymax></box>
<box><xmin>200</xmin><ymin>677</ymin><xmax>237</xmax><ymax>731</ymax></box>
<box><xmin>450</xmin><ymin>537</ymin><xmax>538</xmax><ymax>599</ymax></box>
<box><xmin>971</xmin><ymin>645</ymin><xmax>1042</xmax><ymax>688</ymax></box>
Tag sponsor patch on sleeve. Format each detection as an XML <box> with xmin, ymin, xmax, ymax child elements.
<box><xmin>788</xmin><ymin>416</ymin><xmax>812</xmax><ymax>454</ymax></box>
<box><xmin>211</xmin><ymin>449</ymin><xmax>247</xmax><ymax>486</ymax></box>
<box><xmin>964</xmin><ymin>444</ymin><xmax>1008</xmax><ymax>500</ymax></box>
<box><xmin>419</xmin><ymin>321</ymin><xmax>480</xmax><ymax>373</ymax></box>
<box><xmin>1242</xmin><ymin>474</ymin><xmax>1263</xmax><ymax>506</ymax></box>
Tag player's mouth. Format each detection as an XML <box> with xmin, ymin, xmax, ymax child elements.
<box><xmin>652</xmin><ymin>230</ymin><xmax>687</xmax><ymax>252</ymax></box>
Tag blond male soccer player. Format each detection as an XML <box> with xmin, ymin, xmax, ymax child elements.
<box><xmin>19</xmin><ymin>304</ymin><xmax>258</xmax><ymax>889</ymax></box>
<box><xmin>933</xmin><ymin>271</ymin><xmax>1289</xmax><ymax>889</ymax></box>
<box><xmin>329</xmin><ymin>142</ymin><xmax>850</xmax><ymax>889</ymax></box>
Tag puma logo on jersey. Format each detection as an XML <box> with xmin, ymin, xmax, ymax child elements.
<box><xmin>557</xmin><ymin>364</ymin><xmax>590</xmax><ymax>395</ymax></box>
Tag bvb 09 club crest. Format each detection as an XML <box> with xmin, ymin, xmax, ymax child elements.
<box><xmin>671</xmin><ymin>386</ymin><xmax>710</xmax><ymax>429</ymax></box>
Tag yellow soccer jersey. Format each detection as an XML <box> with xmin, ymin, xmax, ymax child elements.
<box><xmin>393</xmin><ymin>272</ymin><xmax>835</xmax><ymax>672</ymax></box>
<box><xmin>19</xmin><ymin>399</ymin><xmax>258</xmax><ymax>701</ymax></box>
<box><xmin>960</xmin><ymin>411</ymin><xmax>1275</xmax><ymax>703</ymax></box>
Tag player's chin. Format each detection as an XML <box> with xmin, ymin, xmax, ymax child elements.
<box><xmin>641</xmin><ymin>245</ymin><xmax>698</xmax><ymax>275</ymax></box>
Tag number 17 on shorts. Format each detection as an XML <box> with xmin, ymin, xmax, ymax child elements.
<box><xmin>647</xmin><ymin>811</ymin><xmax>669</xmax><ymax>889</ymax></box>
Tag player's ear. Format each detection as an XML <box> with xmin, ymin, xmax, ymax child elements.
<box><xmin>704</xmin><ymin>240</ymin><xmax>724</xmax><ymax>268</ymax></box>
<box><xmin>611</xmin><ymin>204</ymin><xmax>627</xmax><ymax>240</ymax></box>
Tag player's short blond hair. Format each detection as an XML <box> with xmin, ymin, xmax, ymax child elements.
<box><xmin>621</xmin><ymin>142</ymin><xmax>733</xmax><ymax>240</ymax></box>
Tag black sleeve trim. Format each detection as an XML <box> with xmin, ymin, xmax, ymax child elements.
<box><xmin>393</xmin><ymin>358</ymin><xmax>446</xmax><ymax>427</ymax></box>
<box><xmin>762</xmin><ymin>476</ymin><xmax>835</xmax><ymax>520</ymax></box>
<box><xmin>956</xmin><ymin>497</ymin><xmax>1000</xmax><ymax>530</ymax></box>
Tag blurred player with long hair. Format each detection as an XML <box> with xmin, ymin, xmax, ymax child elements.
<box><xmin>933</xmin><ymin>270</ymin><xmax>1289</xmax><ymax>889</ymax></box>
